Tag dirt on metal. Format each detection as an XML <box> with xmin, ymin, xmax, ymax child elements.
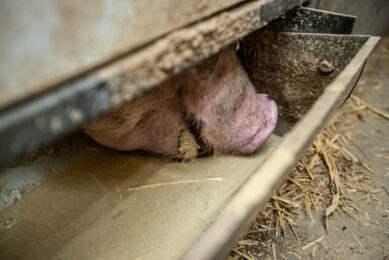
<box><xmin>229</xmin><ymin>30</ymin><xmax>389</xmax><ymax>260</ymax></box>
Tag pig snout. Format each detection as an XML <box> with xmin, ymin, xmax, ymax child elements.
<box><xmin>182</xmin><ymin>48</ymin><xmax>278</xmax><ymax>153</ymax></box>
<box><xmin>235</xmin><ymin>93</ymin><xmax>278</xmax><ymax>153</ymax></box>
<box><xmin>204</xmin><ymin>93</ymin><xmax>277</xmax><ymax>153</ymax></box>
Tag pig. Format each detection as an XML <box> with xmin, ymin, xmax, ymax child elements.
<box><xmin>181</xmin><ymin>48</ymin><xmax>278</xmax><ymax>154</ymax></box>
<box><xmin>84</xmin><ymin>81</ymin><xmax>199</xmax><ymax>160</ymax></box>
<box><xmin>84</xmin><ymin>47</ymin><xmax>278</xmax><ymax>160</ymax></box>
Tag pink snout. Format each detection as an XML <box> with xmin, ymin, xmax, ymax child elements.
<box><xmin>238</xmin><ymin>94</ymin><xmax>278</xmax><ymax>152</ymax></box>
<box><xmin>204</xmin><ymin>93</ymin><xmax>278</xmax><ymax>153</ymax></box>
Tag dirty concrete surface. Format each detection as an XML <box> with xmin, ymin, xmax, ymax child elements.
<box><xmin>229</xmin><ymin>30</ymin><xmax>389</xmax><ymax>259</ymax></box>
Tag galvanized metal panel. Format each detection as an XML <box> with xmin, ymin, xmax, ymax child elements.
<box><xmin>310</xmin><ymin>0</ymin><xmax>389</xmax><ymax>35</ymax></box>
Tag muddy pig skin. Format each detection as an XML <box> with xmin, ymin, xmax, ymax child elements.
<box><xmin>84</xmin><ymin>47</ymin><xmax>278</xmax><ymax>159</ymax></box>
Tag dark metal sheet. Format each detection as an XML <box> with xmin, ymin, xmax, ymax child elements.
<box><xmin>265</xmin><ymin>6</ymin><xmax>356</xmax><ymax>34</ymax></box>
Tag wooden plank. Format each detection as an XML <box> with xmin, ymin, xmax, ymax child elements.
<box><xmin>0</xmin><ymin>0</ymin><xmax>243</xmax><ymax>110</ymax></box>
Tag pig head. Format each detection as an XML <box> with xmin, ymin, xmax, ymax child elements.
<box><xmin>84</xmin><ymin>47</ymin><xmax>278</xmax><ymax>160</ymax></box>
<box><xmin>181</xmin><ymin>48</ymin><xmax>278</xmax><ymax>153</ymax></box>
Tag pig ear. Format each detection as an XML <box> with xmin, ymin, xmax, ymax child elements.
<box><xmin>178</xmin><ymin>68</ymin><xmax>203</xmax><ymax>91</ymax></box>
<box><xmin>191</xmin><ymin>53</ymin><xmax>219</xmax><ymax>81</ymax></box>
<box><xmin>210</xmin><ymin>47</ymin><xmax>242</xmax><ymax>77</ymax></box>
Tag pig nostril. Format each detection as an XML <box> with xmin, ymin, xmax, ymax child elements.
<box><xmin>266</xmin><ymin>95</ymin><xmax>273</xmax><ymax>101</ymax></box>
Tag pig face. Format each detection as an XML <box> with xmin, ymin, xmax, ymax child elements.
<box><xmin>84</xmin><ymin>47</ymin><xmax>278</xmax><ymax>159</ymax></box>
<box><xmin>181</xmin><ymin>48</ymin><xmax>278</xmax><ymax>153</ymax></box>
